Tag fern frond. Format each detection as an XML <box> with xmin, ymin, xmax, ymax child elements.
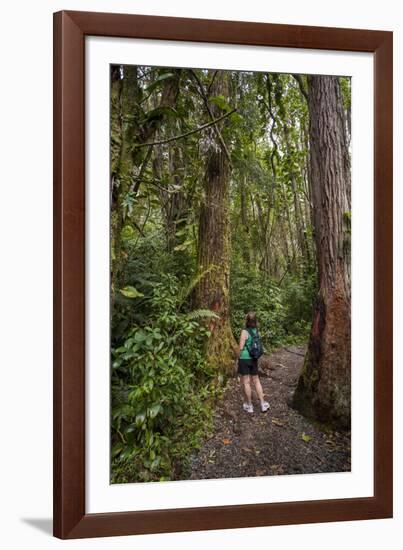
<box><xmin>186</xmin><ymin>309</ymin><xmax>220</xmax><ymax>321</ymax></box>
<box><xmin>177</xmin><ymin>265</ymin><xmax>218</xmax><ymax>306</ymax></box>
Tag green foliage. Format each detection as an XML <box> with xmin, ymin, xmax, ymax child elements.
<box><xmin>230</xmin><ymin>263</ymin><xmax>316</xmax><ymax>350</ymax></box>
<box><xmin>109</xmin><ymin>66</ymin><xmax>346</xmax><ymax>481</ymax></box>
<box><xmin>339</xmin><ymin>77</ymin><xmax>352</xmax><ymax>110</ymax></box>
<box><xmin>119</xmin><ymin>285</ymin><xmax>144</xmax><ymax>299</ymax></box>
<box><xmin>111</xmin><ymin>274</ymin><xmax>220</xmax><ymax>483</ymax></box>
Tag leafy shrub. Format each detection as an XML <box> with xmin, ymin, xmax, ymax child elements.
<box><xmin>111</xmin><ymin>274</ymin><xmax>219</xmax><ymax>483</ymax></box>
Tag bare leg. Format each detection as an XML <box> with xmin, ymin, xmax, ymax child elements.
<box><xmin>252</xmin><ymin>375</ymin><xmax>265</xmax><ymax>404</ymax></box>
<box><xmin>242</xmin><ymin>375</ymin><xmax>252</xmax><ymax>406</ymax></box>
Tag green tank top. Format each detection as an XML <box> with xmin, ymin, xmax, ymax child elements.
<box><xmin>240</xmin><ymin>328</ymin><xmax>257</xmax><ymax>359</ymax></box>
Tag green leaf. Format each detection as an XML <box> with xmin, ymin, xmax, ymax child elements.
<box><xmin>209</xmin><ymin>95</ymin><xmax>233</xmax><ymax>113</ymax></box>
<box><xmin>229</xmin><ymin>112</ymin><xmax>243</xmax><ymax>124</ymax></box>
<box><xmin>134</xmin><ymin>331</ymin><xmax>146</xmax><ymax>343</ymax></box>
<box><xmin>135</xmin><ymin>412</ymin><xmax>146</xmax><ymax>425</ymax></box>
<box><xmin>121</xmin><ymin>225</ymin><xmax>135</xmax><ymax>240</ymax></box>
<box><xmin>301</xmin><ymin>432</ymin><xmax>312</xmax><ymax>442</ymax></box>
<box><xmin>148</xmin><ymin>404</ymin><xmax>162</xmax><ymax>418</ymax></box>
<box><xmin>173</xmin><ymin>239</ymin><xmax>193</xmax><ymax>252</ymax></box>
<box><xmin>111</xmin><ymin>442</ymin><xmax>124</xmax><ymax>457</ymax></box>
<box><xmin>119</xmin><ymin>286</ymin><xmax>144</xmax><ymax>299</ymax></box>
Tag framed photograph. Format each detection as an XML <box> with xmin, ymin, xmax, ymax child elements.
<box><xmin>53</xmin><ymin>10</ymin><xmax>393</xmax><ymax>539</ymax></box>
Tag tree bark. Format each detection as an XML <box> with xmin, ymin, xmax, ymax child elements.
<box><xmin>194</xmin><ymin>71</ymin><xmax>237</xmax><ymax>373</ymax></box>
<box><xmin>292</xmin><ymin>75</ymin><xmax>351</xmax><ymax>429</ymax></box>
<box><xmin>240</xmin><ymin>175</ymin><xmax>251</xmax><ymax>264</ymax></box>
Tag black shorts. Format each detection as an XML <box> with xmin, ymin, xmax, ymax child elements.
<box><xmin>238</xmin><ymin>358</ymin><xmax>258</xmax><ymax>376</ymax></box>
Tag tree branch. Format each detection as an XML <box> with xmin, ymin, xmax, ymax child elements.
<box><xmin>132</xmin><ymin>109</ymin><xmax>236</xmax><ymax>149</ymax></box>
<box><xmin>292</xmin><ymin>74</ymin><xmax>309</xmax><ymax>102</ymax></box>
<box><xmin>188</xmin><ymin>69</ymin><xmax>233</xmax><ymax>167</ymax></box>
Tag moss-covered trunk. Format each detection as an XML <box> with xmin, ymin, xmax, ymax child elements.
<box><xmin>292</xmin><ymin>75</ymin><xmax>351</xmax><ymax>429</ymax></box>
<box><xmin>194</xmin><ymin>71</ymin><xmax>237</xmax><ymax>374</ymax></box>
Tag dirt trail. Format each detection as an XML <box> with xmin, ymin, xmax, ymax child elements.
<box><xmin>181</xmin><ymin>346</ymin><xmax>350</xmax><ymax>480</ymax></box>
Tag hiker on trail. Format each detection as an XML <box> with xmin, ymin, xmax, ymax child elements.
<box><xmin>236</xmin><ymin>312</ymin><xmax>270</xmax><ymax>414</ymax></box>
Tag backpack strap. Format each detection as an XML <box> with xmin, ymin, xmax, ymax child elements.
<box><xmin>245</xmin><ymin>328</ymin><xmax>256</xmax><ymax>353</ymax></box>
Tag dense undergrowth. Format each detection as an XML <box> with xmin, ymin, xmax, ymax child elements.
<box><xmin>111</xmin><ymin>237</ymin><xmax>317</xmax><ymax>483</ymax></box>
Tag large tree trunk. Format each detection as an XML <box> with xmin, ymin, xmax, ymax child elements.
<box><xmin>292</xmin><ymin>75</ymin><xmax>351</xmax><ymax>429</ymax></box>
<box><xmin>194</xmin><ymin>71</ymin><xmax>237</xmax><ymax>374</ymax></box>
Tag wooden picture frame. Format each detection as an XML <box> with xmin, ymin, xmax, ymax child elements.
<box><xmin>53</xmin><ymin>10</ymin><xmax>393</xmax><ymax>539</ymax></box>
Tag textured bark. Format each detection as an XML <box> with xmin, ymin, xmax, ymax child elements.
<box><xmin>240</xmin><ymin>176</ymin><xmax>251</xmax><ymax>264</ymax></box>
<box><xmin>292</xmin><ymin>76</ymin><xmax>351</xmax><ymax>429</ymax></box>
<box><xmin>283</xmin><ymin>123</ymin><xmax>310</xmax><ymax>267</ymax></box>
<box><xmin>110</xmin><ymin>66</ymin><xmax>127</xmax><ymax>302</ymax></box>
<box><xmin>194</xmin><ymin>71</ymin><xmax>237</xmax><ymax>373</ymax></box>
<box><xmin>165</xmin><ymin>141</ymin><xmax>188</xmax><ymax>253</ymax></box>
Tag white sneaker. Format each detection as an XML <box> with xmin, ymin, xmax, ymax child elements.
<box><xmin>243</xmin><ymin>402</ymin><xmax>254</xmax><ymax>414</ymax></box>
<box><xmin>260</xmin><ymin>401</ymin><xmax>270</xmax><ymax>413</ymax></box>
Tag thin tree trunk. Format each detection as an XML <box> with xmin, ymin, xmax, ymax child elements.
<box><xmin>240</xmin><ymin>175</ymin><xmax>251</xmax><ymax>264</ymax></box>
<box><xmin>292</xmin><ymin>75</ymin><xmax>351</xmax><ymax>429</ymax></box>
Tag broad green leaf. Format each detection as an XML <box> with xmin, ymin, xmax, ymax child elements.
<box><xmin>135</xmin><ymin>413</ymin><xmax>146</xmax><ymax>425</ymax></box>
<box><xmin>148</xmin><ymin>404</ymin><xmax>162</xmax><ymax>418</ymax></box>
<box><xmin>119</xmin><ymin>286</ymin><xmax>144</xmax><ymax>299</ymax></box>
<box><xmin>134</xmin><ymin>331</ymin><xmax>146</xmax><ymax>343</ymax></box>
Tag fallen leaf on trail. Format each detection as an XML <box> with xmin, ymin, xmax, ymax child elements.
<box><xmin>272</xmin><ymin>418</ymin><xmax>285</xmax><ymax>427</ymax></box>
<box><xmin>301</xmin><ymin>432</ymin><xmax>312</xmax><ymax>442</ymax></box>
<box><xmin>222</xmin><ymin>438</ymin><xmax>232</xmax><ymax>445</ymax></box>
<box><xmin>255</xmin><ymin>450</ymin><xmax>261</xmax><ymax>455</ymax></box>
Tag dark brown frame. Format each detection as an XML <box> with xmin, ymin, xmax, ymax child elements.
<box><xmin>53</xmin><ymin>10</ymin><xmax>393</xmax><ymax>539</ymax></box>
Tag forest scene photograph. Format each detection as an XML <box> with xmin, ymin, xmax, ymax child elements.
<box><xmin>110</xmin><ymin>64</ymin><xmax>352</xmax><ymax>484</ymax></box>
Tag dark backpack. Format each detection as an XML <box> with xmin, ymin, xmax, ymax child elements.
<box><xmin>246</xmin><ymin>328</ymin><xmax>264</xmax><ymax>359</ymax></box>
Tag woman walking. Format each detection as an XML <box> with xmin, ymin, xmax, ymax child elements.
<box><xmin>237</xmin><ymin>312</ymin><xmax>270</xmax><ymax>413</ymax></box>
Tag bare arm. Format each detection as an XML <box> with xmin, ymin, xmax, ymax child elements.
<box><xmin>237</xmin><ymin>329</ymin><xmax>249</xmax><ymax>358</ymax></box>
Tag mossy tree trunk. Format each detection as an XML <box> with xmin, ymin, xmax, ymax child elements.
<box><xmin>194</xmin><ymin>71</ymin><xmax>237</xmax><ymax>374</ymax></box>
<box><xmin>292</xmin><ymin>75</ymin><xmax>351</xmax><ymax>429</ymax></box>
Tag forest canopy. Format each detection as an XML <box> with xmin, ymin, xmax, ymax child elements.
<box><xmin>110</xmin><ymin>66</ymin><xmax>351</xmax><ymax>483</ymax></box>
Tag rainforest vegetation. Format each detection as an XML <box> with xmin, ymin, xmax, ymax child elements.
<box><xmin>110</xmin><ymin>65</ymin><xmax>351</xmax><ymax>483</ymax></box>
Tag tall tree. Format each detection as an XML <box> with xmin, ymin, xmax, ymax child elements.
<box><xmin>292</xmin><ymin>75</ymin><xmax>351</xmax><ymax>429</ymax></box>
<box><xmin>194</xmin><ymin>70</ymin><xmax>237</xmax><ymax>373</ymax></box>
